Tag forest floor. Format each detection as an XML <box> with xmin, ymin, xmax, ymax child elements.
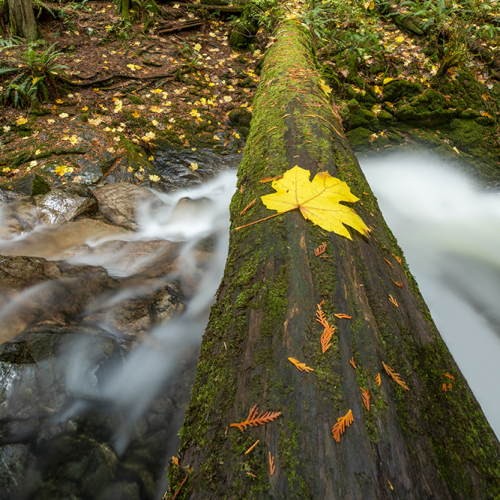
<box><xmin>1</xmin><ymin>0</ymin><xmax>500</xmax><ymax>190</ymax></box>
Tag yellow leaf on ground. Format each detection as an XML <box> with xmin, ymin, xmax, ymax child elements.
<box><xmin>16</xmin><ymin>117</ymin><xmax>28</xmax><ymax>125</ymax></box>
<box><xmin>383</xmin><ymin>77</ymin><xmax>394</xmax><ymax>85</ymax></box>
<box><xmin>259</xmin><ymin>166</ymin><xmax>368</xmax><ymax>239</ymax></box>
<box><xmin>319</xmin><ymin>79</ymin><xmax>332</xmax><ymax>96</ymax></box>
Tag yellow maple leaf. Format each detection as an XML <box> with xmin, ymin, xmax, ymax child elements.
<box><xmin>16</xmin><ymin>117</ymin><xmax>28</xmax><ymax>125</ymax></box>
<box><xmin>238</xmin><ymin>166</ymin><xmax>368</xmax><ymax>239</ymax></box>
<box><xmin>383</xmin><ymin>77</ymin><xmax>394</xmax><ymax>85</ymax></box>
<box><xmin>319</xmin><ymin>79</ymin><xmax>332</xmax><ymax>96</ymax></box>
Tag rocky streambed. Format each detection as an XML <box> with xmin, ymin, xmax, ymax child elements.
<box><xmin>0</xmin><ymin>148</ymin><xmax>240</xmax><ymax>500</ymax></box>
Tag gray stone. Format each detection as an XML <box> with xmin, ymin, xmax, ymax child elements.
<box><xmin>37</xmin><ymin>184</ymin><xmax>98</xmax><ymax>225</ymax></box>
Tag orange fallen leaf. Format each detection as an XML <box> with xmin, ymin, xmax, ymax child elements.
<box><xmin>314</xmin><ymin>242</ymin><xmax>327</xmax><ymax>256</ymax></box>
<box><xmin>442</xmin><ymin>382</ymin><xmax>448</xmax><ymax>392</ymax></box>
<box><xmin>245</xmin><ymin>439</ymin><xmax>259</xmax><ymax>454</ymax></box>
<box><xmin>443</xmin><ymin>372</ymin><xmax>455</xmax><ymax>380</ymax></box>
<box><xmin>382</xmin><ymin>361</ymin><xmax>409</xmax><ymax>390</ymax></box>
<box><xmin>384</xmin><ymin>258</ymin><xmax>394</xmax><ymax>269</ymax></box>
<box><xmin>230</xmin><ymin>404</ymin><xmax>281</xmax><ymax>432</ymax></box>
<box><xmin>289</xmin><ymin>357</ymin><xmax>314</xmax><ymax>372</ymax></box>
<box><xmin>334</xmin><ymin>313</ymin><xmax>351</xmax><ymax>319</ymax></box>
<box><xmin>375</xmin><ymin>373</ymin><xmax>381</xmax><ymax>386</ymax></box>
<box><xmin>392</xmin><ymin>279</ymin><xmax>403</xmax><ymax>288</ymax></box>
<box><xmin>259</xmin><ymin>174</ymin><xmax>283</xmax><ymax>184</ymax></box>
<box><xmin>332</xmin><ymin>409</ymin><xmax>354</xmax><ymax>442</ymax></box>
<box><xmin>349</xmin><ymin>357</ymin><xmax>356</xmax><ymax>369</ymax></box>
<box><xmin>240</xmin><ymin>198</ymin><xmax>256</xmax><ymax>216</ymax></box>
<box><xmin>392</xmin><ymin>254</ymin><xmax>402</xmax><ymax>266</ymax></box>
<box><xmin>389</xmin><ymin>295</ymin><xmax>399</xmax><ymax>307</ymax></box>
<box><xmin>316</xmin><ymin>302</ymin><xmax>335</xmax><ymax>353</ymax></box>
<box><xmin>360</xmin><ymin>388</ymin><xmax>370</xmax><ymax>410</ymax></box>
<box><xmin>268</xmin><ymin>451</ymin><xmax>276</xmax><ymax>476</ymax></box>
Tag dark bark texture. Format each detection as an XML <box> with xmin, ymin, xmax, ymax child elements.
<box><xmin>7</xmin><ymin>0</ymin><xmax>38</xmax><ymax>41</ymax></box>
<box><xmin>166</xmin><ymin>16</ymin><xmax>500</xmax><ymax>500</ymax></box>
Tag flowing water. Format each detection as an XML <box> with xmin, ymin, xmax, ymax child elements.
<box><xmin>0</xmin><ymin>151</ymin><xmax>499</xmax><ymax>498</ymax></box>
<box><xmin>360</xmin><ymin>153</ymin><xmax>500</xmax><ymax>439</ymax></box>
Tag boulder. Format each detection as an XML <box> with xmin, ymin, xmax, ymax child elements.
<box><xmin>37</xmin><ymin>183</ymin><xmax>98</xmax><ymax>225</ymax></box>
<box><xmin>93</xmin><ymin>183</ymin><xmax>162</xmax><ymax>229</ymax></box>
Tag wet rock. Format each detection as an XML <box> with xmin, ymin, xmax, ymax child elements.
<box><xmin>93</xmin><ymin>183</ymin><xmax>163</xmax><ymax>229</ymax></box>
<box><xmin>153</xmin><ymin>146</ymin><xmax>241</xmax><ymax>190</ymax></box>
<box><xmin>0</xmin><ymin>197</ymin><xmax>40</xmax><ymax>240</ymax></box>
<box><xmin>37</xmin><ymin>184</ymin><xmax>98</xmax><ymax>225</ymax></box>
<box><xmin>0</xmin><ymin>189</ymin><xmax>23</xmax><ymax>205</ymax></box>
<box><xmin>11</xmin><ymin>174</ymin><xmax>51</xmax><ymax>197</ymax></box>
<box><xmin>0</xmin><ymin>218</ymin><xmax>131</xmax><ymax>259</ymax></box>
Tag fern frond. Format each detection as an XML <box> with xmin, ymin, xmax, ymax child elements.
<box><xmin>382</xmin><ymin>361</ymin><xmax>409</xmax><ymax>391</ymax></box>
<box><xmin>230</xmin><ymin>404</ymin><xmax>281</xmax><ymax>432</ymax></box>
<box><xmin>332</xmin><ymin>409</ymin><xmax>353</xmax><ymax>442</ymax></box>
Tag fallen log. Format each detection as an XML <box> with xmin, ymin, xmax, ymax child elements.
<box><xmin>165</xmin><ymin>11</ymin><xmax>500</xmax><ymax>500</ymax></box>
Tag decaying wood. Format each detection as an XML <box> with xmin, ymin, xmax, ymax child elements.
<box><xmin>165</xmin><ymin>9</ymin><xmax>500</xmax><ymax>500</ymax></box>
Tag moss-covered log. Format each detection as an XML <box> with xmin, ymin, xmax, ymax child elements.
<box><xmin>165</xmin><ymin>14</ymin><xmax>500</xmax><ymax>500</ymax></box>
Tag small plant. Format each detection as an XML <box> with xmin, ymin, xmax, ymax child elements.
<box><xmin>0</xmin><ymin>42</ymin><xmax>67</xmax><ymax>109</ymax></box>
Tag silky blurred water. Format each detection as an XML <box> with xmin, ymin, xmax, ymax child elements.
<box><xmin>360</xmin><ymin>154</ymin><xmax>500</xmax><ymax>439</ymax></box>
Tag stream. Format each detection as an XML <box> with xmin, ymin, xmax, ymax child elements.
<box><xmin>0</xmin><ymin>150</ymin><xmax>499</xmax><ymax>499</ymax></box>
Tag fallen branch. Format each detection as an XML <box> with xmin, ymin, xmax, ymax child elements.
<box><xmin>157</xmin><ymin>20</ymin><xmax>203</xmax><ymax>35</ymax></box>
<box><xmin>59</xmin><ymin>71</ymin><xmax>175</xmax><ymax>87</ymax></box>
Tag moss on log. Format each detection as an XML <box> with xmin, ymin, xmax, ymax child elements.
<box><xmin>165</xmin><ymin>14</ymin><xmax>500</xmax><ymax>500</ymax></box>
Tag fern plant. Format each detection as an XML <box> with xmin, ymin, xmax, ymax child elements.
<box><xmin>0</xmin><ymin>42</ymin><xmax>67</xmax><ymax>109</ymax></box>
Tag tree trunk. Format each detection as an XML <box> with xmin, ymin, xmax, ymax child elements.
<box><xmin>165</xmin><ymin>13</ymin><xmax>500</xmax><ymax>500</ymax></box>
<box><xmin>7</xmin><ymin>0</ymin><xmax>38</xmax><ymax>42</ymax></box>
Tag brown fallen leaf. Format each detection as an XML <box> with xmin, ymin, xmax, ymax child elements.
<box><xmin>332</xmin><ymin>409</ymin><xmax>354</xmax><ymax>442</ymax></box>
<box><xmin>314</xmin><ymin>242</ymin><xmax>327</xmax><ymax>256</ymax></box>
<box><xmin>360</xmin><ymin>388</ymin><xmax>370</xmax><ymax>411</ymax></box>
<box><xmin>289</xmin><ymin>357</ymin><xmax>314</xmax><ymax>372</ymax></box>
<box><xmin>334</xmin><ymin>313</ymin><xmax>351</xmax><ymax>319</ymax></box>
<box><xmin>230</xmin><ymin>404</ymin><xmax>281</xmax><ymax>432</ymax></box>
<box><xmin>268</xmin><ymin>451</ymin><xmax>276</xmax><ymax>476</ymax></box>
<box><xmin>382</xmin><ymin>361</ymin><xmax>409</xmax><ymax>390</ymax></box>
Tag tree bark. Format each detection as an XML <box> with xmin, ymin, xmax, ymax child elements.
<box><xmin>165</xmin><ymin>13</ymin><xmax>500</xmax><ymax>500</ymax></box>
<box><xmin>7</xmin><ymin>0</ymin><xmax>38</xmax><ymax>42</ymax></box>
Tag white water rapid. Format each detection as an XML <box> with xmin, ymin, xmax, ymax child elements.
<box><xmin>360</xmin><ymin>154</ymin><xmax>500</xmax><ymax>439</ymax></box>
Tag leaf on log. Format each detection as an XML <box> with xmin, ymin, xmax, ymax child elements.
<box><xmin>384</xmin><ymin>258</ymin><xmax>394</xmax><ymax>269</ymax></box>
<box><xmin>240</xmin><ymin>199</ymin><xmax>256</xmax><ymax>216</ymax></box>
<box><xmin>392</xmin><ymin>253</ymin><xmax>402</xmax><ymax>266</ymax></box>
<box><xmin>375</xmin><ymin>373</ymin><xmax>381</xmax><ymax>386</ymax></box>
<box><xmin>349</xmin><ymin>357</ymin><xmax>356</xmax><ymax>369</ymax></box>
<box><xmin>289</xmin><ymin>357</ymin><xmax>314</xmax><ymax>372</ymax></box>
<box><xmin>260</xmin><ymin>174</ymin><xmax>283</xmax><ymax>183</ymax></box>
<box><xmin>314</xmin><ymin>242</ymin><xmax>327</xmax><ymax>256</ymax></box>
<box><xmin>245</xmin><ymin>440</ymin><xmax>259</xmax><ymax>455</ymax></box>
<box><xmin>389</xmin><ymin>295</ymin><xmax>399</xmax><ymax>307</ymax></box>
<box><xmin>171</xmin><ymin>456</ymin><xmax>180</xmax><ymax>467</ymax></box>
<box><xmin>230</xmin><ymin>404</ymin><xmax>282</xmax><ymax>432</ymax></box>
<box><xmin>268</xmin><ymin>451</ymin><xmax>276</xmax><ymax>476</ymax></box>
<box><xmin>360</xmin><ymin>388</ymin><xmax>370</xmax><ymax>410</ymax></box>
<box><xmin>316</xmin><ymin>302</ymin><xmax>335</xmax><ymax>353</ymax></box>
<box><xmin>443</xmin><ymin>372</ymin><xmax>455</xmax><ymax>380</ymax></box>
<box><xmin>237</xmin><ymin>166</ymin><xmax>369</xmax><ymax>238</ymax></box>
<box><xmin>332</xmin><ymin>409</ymin><xmax>354</xmax><ymax>442</ymax></box>
<box><xmin>442</xmin><ymin>383</ymin><xmax>448</xmax><ymax>392</ymax></box>
<box><xmin>334</xmin><ymin>313</ymin><xmax>351</xmax><ymax>319</ymax></box>
<box><xmin>382</xmin><ymin>361</ymin><xmax>409</xmax><ymax>390</ymax></box>
<box><xmin>392</xmin><ymin>279</ymin><xmax>404</xmax><ymax>288</ymax></box>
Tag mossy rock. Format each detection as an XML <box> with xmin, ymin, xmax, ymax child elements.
<box><xmin>11</xmin><ymin>173</ymin><xmax>51</xmax><ymax>196</ymax></box>
<box><xmin>378</xmin><ymin>110</ymin><xmax>394</xmax><ymax>125</ymax></box>
<box><xmin>446</xmin><ymin>118</ymin><xmax>488</xmax><ymax>156</ymax></box>
<box><xmin>346</xmin><ymin>108</ymin><xmax>378</xmax><ymax>131</ymax></box>
<box><xmin>346</xmin><ymin>127</ymin><xmax>373</xmax><ymax>151</ymax></box>
<box><xmin>229</xmin><ymin>19</ymin><xmax>258</xmax><ymax>49</ymax></box>
<box><xmin>228</xmin><ymin>108</ymin><xmax>252</xmax><ymax>128</ymax></box>
<box><xmin>395</xmin><ymin>89</ymin><xmax>457</xmax><ymax>126</ymax></box>
<box><xmin>383</xmin><ymin>79</ymin><xmax>423</xmax><ymax>103</ymax></box>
